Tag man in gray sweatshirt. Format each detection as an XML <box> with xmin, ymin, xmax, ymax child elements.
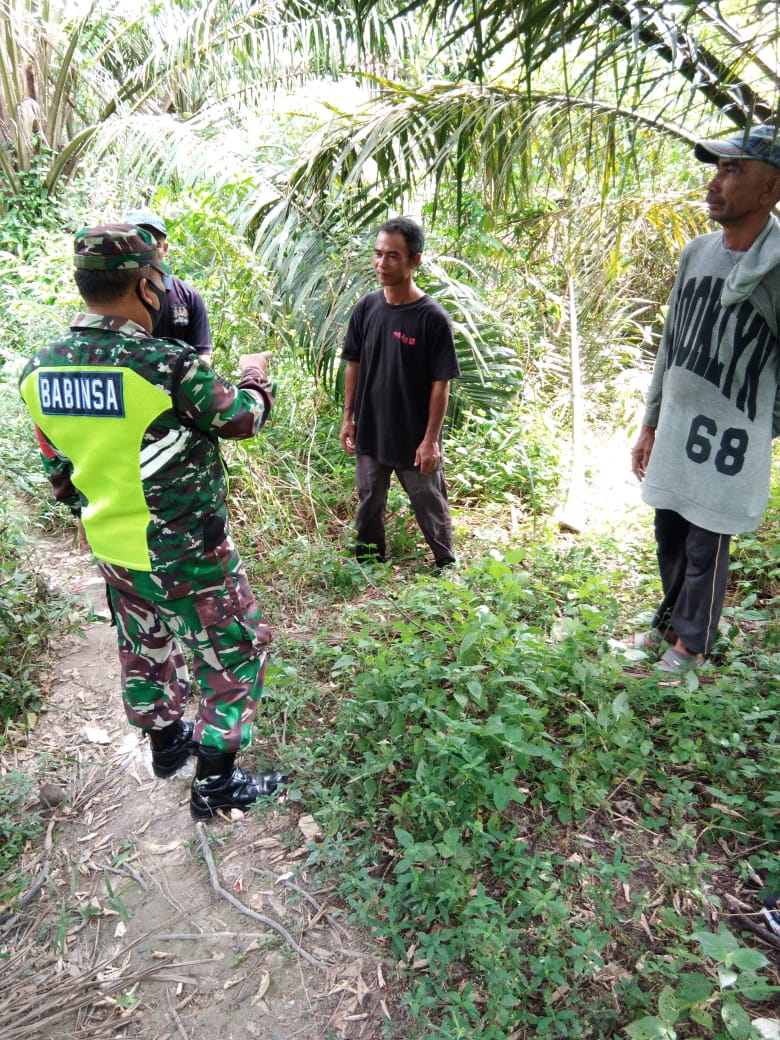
<box><xmin>631</xmin><ymin>125</ymin><xmax>780</xmax><ymax>673</ymax></box>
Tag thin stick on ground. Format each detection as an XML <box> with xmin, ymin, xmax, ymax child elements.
<box><xmin>194</xmin><ymin>822</ymin><xmax>326</xmax><ymax>968</ymax></box>
<box><xmin>723</xmin><ymin>892</ymin><xmax>780</xmax><ymax>955</ymax></box>
<box><xmin>166</xmin><ymin>984</ymin><xmax>191</xmax><ymax>1040</ymax></box>
<box><xmin>250</xmin><ymin>864</ymin><xmax>391</xmax><ymax>962</ymax></box>
<box><xmin>0</xmin><ymin>935</ymin><xmax>174</xmax><ymax>1040</ymax></box>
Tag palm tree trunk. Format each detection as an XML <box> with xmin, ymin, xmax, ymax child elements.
<box><xmin>557</xmin><ymin>272</ymin><xmax>586</xmax><ymax>534</ymax></box>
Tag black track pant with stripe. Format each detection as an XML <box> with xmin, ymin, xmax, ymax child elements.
<box><xmin>651</xmin><ymin>508</ymin><xmax>731</xmax><ymax>656</ymax></box>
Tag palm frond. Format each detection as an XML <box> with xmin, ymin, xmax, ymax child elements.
<box><xmin>270</xmin><ymin>77</ymin><xmax>703</xmax><ymax>233</ymax></box>
<box><xmin>308</xmin><ymin>0</ymin><xmax>780</xmax><ymax>125</ymax></box>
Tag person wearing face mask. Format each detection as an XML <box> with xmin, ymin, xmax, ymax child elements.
<box><xmin>123</xmin><ymin>207</ymin><xmax>213</xmax><ymax>362</ymax></box>
<box><xmin>19</xmin><ymin>224</ymin><xmax>286</xmax><ymax>820</ymax></box>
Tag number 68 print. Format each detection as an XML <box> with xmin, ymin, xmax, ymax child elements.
<box><xmin>684</xmin><ymin>413</ymin><xmax>749</xmax><ymax>476</ymax></box>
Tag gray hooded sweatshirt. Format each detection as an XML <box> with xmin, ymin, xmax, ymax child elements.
<box><xmin>642</xmin><ymin>216</ymin><xmax>780</xmax><ymax>534</ymax></box>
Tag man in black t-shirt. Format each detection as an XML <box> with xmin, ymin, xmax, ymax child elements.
<box><xmin>340</xmin><ymin>218</ymin><xmax>460</xmax><ymax>566</ymax></box>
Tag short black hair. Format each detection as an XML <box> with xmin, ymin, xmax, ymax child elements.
<box><xmin>378</xmin><ymin>217</ymin><xmax>424</xmax><ymax>258</ymax></box>
<box><xmin>74</xmin><ymin>265</ymin><xmax>147</xmax><ymax>303</ymax></box>
<box><xmin>139</xmin><ymin>224</ymin><xmax>166</xmax><ymax>244</ymax></box>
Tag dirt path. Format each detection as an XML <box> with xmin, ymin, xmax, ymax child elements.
<box><xmin>1</xmin><ymin>535</ymin><xmax>399</xmax><ymax>1040</ymax></box>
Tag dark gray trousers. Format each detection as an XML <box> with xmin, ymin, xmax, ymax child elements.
<box><xmin>652</xmin><ymin>508</ymin><xmax>731</xmax><ymax>655</ymax></box>
<box><xmin>355</xmin><ymin>454</ymin><xmax>455</xmax><ymax>565</ymax></box>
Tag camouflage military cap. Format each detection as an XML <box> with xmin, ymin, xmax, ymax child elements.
<box><xmin>74</xmin><ymin>224</ymin><xmax>172</xmax><ymax>275</ymax></box>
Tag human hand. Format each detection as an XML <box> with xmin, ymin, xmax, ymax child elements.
<box><xmin>340</xmin><ymin>418</ymin><xmax>356</xmax><ymax>454</ymax></box>
<box><xmin>414</xmin><ymin>439</ymin><xmax>441</xmax><ymax>475</ymax></box>
<box><xmin>239</xmin><ymin>351</ymin><xmax>272</xmax><ymax>374</ymax></box>
<box><xmin>630</xmin><ymin>425</ymin><xmax>656</xmax><ymax>481</ymax></box>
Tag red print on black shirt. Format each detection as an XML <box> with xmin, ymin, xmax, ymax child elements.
<box><xmin>393</xmin><ymin>331</ymin><xmax>417</xmax><ymax>345</ymax></box>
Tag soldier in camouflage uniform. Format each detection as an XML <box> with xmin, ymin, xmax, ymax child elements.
<box><xmin>19</xmin><ymin>224</ymin><xmax>285</xmax><ymax>820</ymax></box>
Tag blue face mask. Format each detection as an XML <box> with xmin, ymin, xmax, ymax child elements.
<box><xmin>136</xmin><ymin>277</ymin><xmax>166</xmax><ymax>332</ymax></box>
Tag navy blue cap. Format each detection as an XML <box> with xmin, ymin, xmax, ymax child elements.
<box><xmin>695</xmin><ymin>125</ymin><xmax>780</xmax><ymax>171</ymax></box>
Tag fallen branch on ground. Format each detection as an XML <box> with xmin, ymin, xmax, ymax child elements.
<box><xmin>194</xmin><ymin>822</ymin><xmax>327</xmax><ymax>968</ymax></box>
<box><xmin>0</xmin><ymin>934</ymin><xmax>174</xmax><ymax>1040</ymax></box>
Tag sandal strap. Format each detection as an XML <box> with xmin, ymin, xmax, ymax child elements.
<box><xmin>657</xmin><ymin>647</ymin><xmax>703</xmax><ymax>674</ymax></box>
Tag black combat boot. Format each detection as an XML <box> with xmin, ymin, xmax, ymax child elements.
<box><xmin>149</xmin><ymin>720</ymin><xmax>199</xmax><ymax>778</ymax></box>
<box><xmin>190</xmin><ymin>746</ymin><xmax>285</xmax><ymax>821</ymax></box>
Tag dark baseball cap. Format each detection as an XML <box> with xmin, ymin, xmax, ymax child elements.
<box><xmin>74</xmin><ymin>224</ymin><xmax>172</xmax><ymax>275</ymax></box>
<box><xmin>695</xmin><ymin>125</ymin><xmax>780</xmax><ymax>170</ymax></box>
<box><xmin>123</xmin><ymin>207</ymin><xmax>167</xmax><ymax>237</ymax></box>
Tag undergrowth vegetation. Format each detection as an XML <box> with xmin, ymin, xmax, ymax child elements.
<box><xmin>1</xmin><ymin>347</ymin><xmax>779</xmax><ymax>1035</ymax></box>
<box><xmin>259</xmin><ymin>523</ymin><xmax>780</xmax><ymax>1039</ymax></box>
<box><xmin>0</xmin><ymin>369</ymin><xmax>83</xmax><ymax>731</ymax></box>
<box><xmin>2</xmin><ymin>0</ymin><xmax>779</xmax><ymax>1027</ymax></box>
<box><xmin>1</xmin><ymin>202</ymin><xmax>779</xmax><ymax>1037</ymax></box>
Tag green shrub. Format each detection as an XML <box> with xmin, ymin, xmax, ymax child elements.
<box><xmin>286</xmin><ymin>540</ymin><xmax>779</xmax><ymax>1038</ymax></box>
<box><xmin>0</xmin><ymin>770</ymin><xmax>42</xmax><ymax>885</ymax></box>
<box><xmin>0</xmin><ymin>504</ymin><xmax>83</xmax><ymax>726</ymax></box>
<box><xmin>0</xmin><ymin>371</ymin><xmax>84</xmax><ymax>727</ymax></box>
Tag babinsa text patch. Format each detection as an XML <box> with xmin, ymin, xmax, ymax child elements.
<box><xmin>38</xmin><ymin>371</ymin><xmax>124</xmax><ymax>417</ymax></box>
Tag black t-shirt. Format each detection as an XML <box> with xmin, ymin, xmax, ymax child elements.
<box><xmin>157</xmin><ymin>276</ymin><xmax>212</xmax><ymax>355</ymax></box>
<box><xmin>342</xmin><ymin>291</ymin><xmax>460</xmax><ymax>468</ymax></box>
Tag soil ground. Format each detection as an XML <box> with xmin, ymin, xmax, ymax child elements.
<box><xmin>1</xmin><ymin>534</ymin><xmax>403</xmax><ymax>1040</ymax></box>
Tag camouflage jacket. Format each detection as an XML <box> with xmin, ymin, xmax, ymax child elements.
<box><xmin>19</xmin><ymin>312</ymin><xmax>273</xmax><ymax>575</ymax></box>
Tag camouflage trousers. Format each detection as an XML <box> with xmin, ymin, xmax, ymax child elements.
<box><xmin>100</xmin><ymin>536</ymin><xmax>272</xmax><ymax>753</ymax></box>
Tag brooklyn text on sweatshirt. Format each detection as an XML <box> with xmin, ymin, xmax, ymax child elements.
<box><xmin>664</xmin><ymin>274</ymin><xmax>774</xmax><ymax>422</ymax></box>
<box><xmin>641</xmin><ymin>231</ymin><xmax>780</xmax><ymax>535</ymax></box>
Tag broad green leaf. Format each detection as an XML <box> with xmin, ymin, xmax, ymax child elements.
<box><xmin>726</xmin><ymin>948</ymin><xmax>769</xmax><ymax>972</ymax></box>
<box><xmin>721</xmin><ymin>1000</ymin><xmax>752</xmax><ymax>1039</ymax></box>
<box><xmin>657</xmin><ymin>985</ymin><xmax>678</xmax><ymax>1027</ymax></box>
<box><xmin>675</xmin><ymin>972</ymin><xmax>714</xmax><ymax>1007</ymax></box>
<box><xmin>719</xmin><ymin>966</ymin><xmax>740</xmax><ymax>989</ymax></box>
<box><xmin>611</xmin><ymin>691</ymin><xmax>630</xmax><ymax>718</ymax></box>
<box><xmin>693</xmin><ymin>928</ymin><xmax>741</xmax><ymax>961</ymax></box>
<box><xmin>624</xmin><ymin>1017</ymin><xmax>676</xmax><ymax>1040</ymax></box>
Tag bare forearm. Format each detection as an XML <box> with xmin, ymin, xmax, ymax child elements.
<box><xmin>340</xmin><ymin>361</ymin><xmax>360</xmax><ymax>453</ymax></box>
<box><xmin>342</xmin><ymin>361</ymin><xmax>359</xmax><ymax>420</ymax></box>
<box><xmin>415</xmin><ymin>380</ymin><xmax>450</xmax><ymax>474</ymax></box>
<box><xmin>631</xmin><ymin>424</ymin><xmax>656</xmax><ymax>481</ymax></box>
<box><xmin>423</xmin><ymin>380</ymin><xmax>450</xmax><ymax>442</ymax></box>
